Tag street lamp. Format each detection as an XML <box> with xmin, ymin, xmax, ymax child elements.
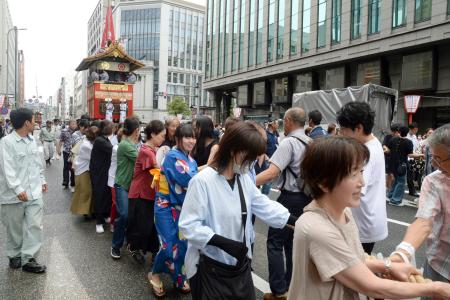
<box><xmin>194</xmin><ymin>82</ymin><xmax>200</xmax><ymax>116</ymax></box>
<box><xmin>6</xmin><ymin>26</ymin><xmax>27</xmax><ymax>109</ymax></box>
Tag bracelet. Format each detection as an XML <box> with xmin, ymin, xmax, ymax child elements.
<box><xmin>384</xmin><ymin>258</ymin><xmax>392</xmax><ymax>276</ymax></box>
<box><xmin>391</xmin><ymin>251</ymin><xmax>410</xmax><ymax>264</ymax></box>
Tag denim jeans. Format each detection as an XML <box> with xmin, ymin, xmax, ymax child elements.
<box><xmin>112</xmin><ymin>184</ymin><xmax>129</xmax><ymax>249</ymax></box>
<box><xmin>267</xmin><ymin>190</ymin><xmax>311</xmax><ymax>295</ymax></box>
<box><xmin>422</xmin><ymin>261</ymin><xmax>449</xmax><ymax>300</ymax></box>
<box><xmin>388</xmin><ymin>175</ymin><xmax>406</xmax><ymax>204</ymax></box>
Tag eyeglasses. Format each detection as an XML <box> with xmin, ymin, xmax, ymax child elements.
<box><xmin>431</xmin><ymin>155</ymin><xmax>450</xmax><ymax>167</ymax></box>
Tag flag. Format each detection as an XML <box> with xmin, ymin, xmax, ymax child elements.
<box><xmin>101</xmin><ymin>5</ymin><xmax>116</xmax><ymax>49</ymax></box>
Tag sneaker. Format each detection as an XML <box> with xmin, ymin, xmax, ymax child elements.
<box><xmin>111</xmin><ymin>247</ymin><xmax>121</xmax><ymax>259</ymax></box>
<box><xmin>388</xmin><ymin>201</ymin><xmax>404</xmax><ymax>207</ymax></box>
<box><xmin>129</xmin><ymin>248</ymin><xmax>146</xmax><ymax>265</ymax></box>
<box><xmin>22</xmin><ymin>258</ymin><xmax>46</xmax><ymax>274</ymax></box>
<box><xmin>9</xmin><ymin>257</ymin><xmax>21</xmax><ymax>269</ymax></box>
<box><xmin>110</xmin><ymin>224</ymin><xmax>114</xmax><ymax>233</ymax></box>
<box><xmin>105</xmin><ymin>217</ymin><xmax>111</xmax><ymax>224</ymax></box>
<box><xmin>70</xmin><ymin>186</ymin><xmax>75</xmax><ymax>193</ymax></box>
<box><xmin>62</xmin><ymin>184</ymin><xmax>68</xmax><ymax>189</ymax></box>
<box><xmin>96</xmin><ymin>224</ymin><xmax>104</xmax><ymax>233</ymax></box>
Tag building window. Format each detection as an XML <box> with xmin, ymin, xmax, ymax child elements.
<box><xmin>368</xmin><ymin>0</ymin><xmax>381</xmax><ymax>34</ymax></box>
<box><xmin>302</xmin><ymin>0</ymin><xmax>311</xmax><ymax>53</ymax></box>
<box><xmin>448</xmin><ymin>0</ymin><xmax>450</xmax><ymax>14</ymax></box>
<box><xmin>218</xmin><ymin>0</ymin><xmax>224</xmax><ymax>76</ymax></box>
<box><xmin>290</xmin><ymin>0</ymin><xmax>299</xmax><ymax>55</ymax></box>
<box><xmin>212</xmin><ymin>2</ymin><xmax>218</xmax><ymax>76</ymax></box>
<box><xmin>239</xmin><ymin>0</ymin><xmax>246</xmax><ymax>69</ymax></box>
<box><xmin>224</xmin><ymin>0</ymin><xmax>231</xmax><ymax>73</ymax></box>
<box><xmin>331</xmin><ymin>0</ymin><xmax>341</xmax><ymax>44</ymax></box>
<box><xmin>268</xmin><ymin>0</ymin><xmax>276</xmax><ymax>61</ymax></box>
<box><xmin>415</xmin><ymin>0</ymin><xmax>431</xmax><ymax>23</ymax></box>
<box><xmin>277</xmin><ymin>0</ymin><xmax>285</xmax><ymax>59</ymax></box>
<box><xmin>256</xmin><ymin>0</ymin><xmax>264</xmax><ymax>64</ymax></box>
<box><xmin>351</xmin><ymin>0</ymin><xmax>362</xmax><ymax>39</ymax></box>
<box><xmin>248</xmin><ymin>0</ymin><xmax>256</xmax><ymax>66</ymax></box>
<box><xmin>392</xmin><ymin>0</ymin><xmax>406</xmax><ymax>28</ymax></box>
<box><xmin>317</xmin><ymin>0</ymin><xmax>327</xmax><ymax>48</ymax></box>
<box><xmin>206</xmin><ymin>0</ymin><xmax>213</xmax><ymax>78</ymax></box>
<box><xmin>232</xmin><ymin>0</ymin><xmax>239</xmax><ymax>71</ymax></box>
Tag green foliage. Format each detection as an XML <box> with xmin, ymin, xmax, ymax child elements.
<box><xmin>167</xmin><ymin>96</ymin><xmax>191</xmax><ymax>116</ymax></box>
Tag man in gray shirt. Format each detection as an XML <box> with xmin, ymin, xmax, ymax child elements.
<box><xmin>256</xmin><ymin>107</ymin><xmax>312</xmax><ymax>300</ymax></box>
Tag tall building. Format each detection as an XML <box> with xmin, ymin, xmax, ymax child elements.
<box><xmin>18</xmin><ymin>49</ymin><xmax>24</xmax><ymax>108</ymax></box>
<box><xmin>0</xmin><ymin>0</ymin><xmax>15</xmax><ymax>106</ymax></box>
<box><xmin>108</xmin><ymin>0</ymin><xmax>208</xmax><ymax>120</ymax></box>
<box><xmin>73</xmin><ymin>71</ymin><xmax>88</xmax><ymax>118</ymax></box>
<box><xmin>204</xmin><ymin>0</ymin><xmax>450</xmax><ymax>128</ymax></box>
<box><xmin>88</xmin><ymin>0</ymin><xmax>111</xmax><ymax>56</ymax></box>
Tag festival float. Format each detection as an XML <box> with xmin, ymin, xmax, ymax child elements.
<box><xmin>75</xmin><ymin>5</ymin><xmax>144</xmax><ymax>122</ymax></box>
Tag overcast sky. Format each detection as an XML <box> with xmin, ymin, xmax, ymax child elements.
<box><xmin>8</xmin><ymin>0</ymin><xmax>205</xmax><ymax>102</ymax></box>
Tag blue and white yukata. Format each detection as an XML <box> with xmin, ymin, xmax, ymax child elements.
<box><xmin>152</xmin><ymin>148</ymin><xmax>198</xmax><ymax>288</ymax></box>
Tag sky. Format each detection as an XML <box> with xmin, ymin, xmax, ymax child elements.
<box><xmin>8</xmin><ymin>0</ymin><xmax>205</xmax><ymax>102</ymax></box>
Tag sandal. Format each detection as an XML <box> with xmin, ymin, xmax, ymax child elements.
<box><xmin>148</xmin><ymin>273</ymin><xmax>166</xmax><ymax>298</ymax></box>
<box><xmin>174</xmin><ymin>281</ymin><xmax>191</xmax><ymax>294</ymax></box>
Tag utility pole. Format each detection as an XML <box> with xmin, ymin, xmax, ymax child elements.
<box><xmin>5</xmin><ymin>27</ymin><xmax>26</xmax><ymax>109</ymax></box>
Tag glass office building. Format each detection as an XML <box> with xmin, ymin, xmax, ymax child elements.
<box><xmin>204</xmin><ymin>0</ymin><xmax>450</xmax><ymax>128</ymax></box>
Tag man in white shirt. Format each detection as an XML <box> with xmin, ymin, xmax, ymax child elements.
<box><xmin>337</xmin><ymin>102</ymin><xmax>388</xmax><ymax>254</ymax></box>
<box><xmin>406</xmin><ymin>122</ymin><xmax>420</xmax><ymax>197</ymax></box>
<box><xmin>0</xmin><ymin>108</ymin><xmax>48</xmax><ymax>273</ymax></box>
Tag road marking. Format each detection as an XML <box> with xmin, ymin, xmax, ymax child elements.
<box><xmin>252</xmin><ymin>272</ymin><xmax>271</xmax><ymax>294</ymax></box>
<box><xmin>387</xmin><ymin>218</ymin><xmax>411</xmax><ymax>227</ymax></box>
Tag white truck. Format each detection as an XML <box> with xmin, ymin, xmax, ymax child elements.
<box><xmin>292</xmin><ymin>84</ymin><xmax>398</xmax><ymax>139</ymax></box>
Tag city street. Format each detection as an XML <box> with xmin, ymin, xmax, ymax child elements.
<box><xmin>0</xmin><ymin>157</ymin><xmax>426</xmax><ymax>300</ymax></box>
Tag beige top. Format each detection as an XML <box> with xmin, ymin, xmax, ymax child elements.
<box><xmin>288</xmin><ymin>200</ymin><xmax>366</xmax><ymax>300</ymax></box>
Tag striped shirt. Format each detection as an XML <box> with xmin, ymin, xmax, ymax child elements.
<box><xmin>416</xmin><ymin>170</ymin><xmax>450</xmax><ymax>280</ymax></box>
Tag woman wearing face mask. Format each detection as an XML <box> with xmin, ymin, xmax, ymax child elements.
<box><xmin>126</xmin><ymin>120</ymin><xmax>166</xmax><ymax>265</ymax></box>
<box><xmin>110</xmin><ymin>117</ymin><xmax>141</xmax><ymax>259</ymax></box>
<box><xmin>178</xmin><ymin>122</ymin><xmax>296</xmax><ymax>300</ymax></box>
<box><xmin>161</xmin><ymin>116</ymin><xmax>180</xmax><ymax>148</ymax></box>
<box><xmin>149</xmin><ymin>124</ymin><xmax>198</xmax><ymax>297</ymax></box>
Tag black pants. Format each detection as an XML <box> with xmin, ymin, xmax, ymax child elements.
<box><xmin>190</xmin><ymin>272</ymin><xmax>201</xmax><ymax>300</ymax></box>
<box><xmin>407</xmin><ymin>161</ymin><xmax>416</xmax><ymax>195</ymax></box>
<box><xmin>63</xmin><ymin>151</ymin><xmax>75</xmax><ymax>187</ymax></box>
<box><xmin>362</xmin><ymin>242</ymin><xmax>375</xmax><ymax>255</ymax></box>
<box><xmin>126</xmin><ymin>198</ymin><xmax>159</xmax><ymax>254</ymax></box>
<box><xmin>267</xmin><ymin>190</ymin><xmax>311</xmax><ymax>295</ymax></box>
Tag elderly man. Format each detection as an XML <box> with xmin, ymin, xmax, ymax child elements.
<box><xmin>58</xmin><ymin>120</ymin><xmax>77</xmax><ymax>191</ymax></box>
<box><xmin>0</xmin><ymin>108</ymin><xmax>47</xmax><ymax>273</ymax></box>
<box><xmin>256</xmin><ymin>107</ymin><xmax>312</xmax><ymax>300</ymax></box>
<box><xmin>39</xmin><ymin>120</ymin><xmax>56</xmax><ymax>166</ymax></box>
<box><xmin>391</xmin><ymin>124</ymin><xmax>450</xmax><ymax>299</ymax></box>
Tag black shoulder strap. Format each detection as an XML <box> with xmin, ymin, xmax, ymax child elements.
<box><xmin>236</xmin><ymin>175</ymin><xmax>247</xmax><ymax>244</ymax></box>
<box><xmin>280</xmin><ymin>135</ymin><xmax>309</xmax><ymax>190</ymax></box>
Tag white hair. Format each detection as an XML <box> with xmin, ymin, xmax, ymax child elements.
<box><xmin>429</xmin><ymin>123</ymin><xmax>450</xmax><ymax>154</ymax></box>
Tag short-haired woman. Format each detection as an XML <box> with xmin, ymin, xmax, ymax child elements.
<box><xmin>288</xmin><ymin>136</ymin><xmax>450</xmax><ymax>300</ymax></box>
<box><xmin>161</xmin><ymin>116</ymin><xmax>180</xmax><ymax>148</ymax></box>
<box><xmin>90</xmin><ymin>120</ymin><xmax>114</xmax><ymax>233</ymax></box>
<box><xmin>149</xmin><ymin>124</ymin><xmax>198</xmax><ymax>297</ymax></box>
<box><xmin>179</xmin><ymin>122</ymin><xmax>295</xmax><ymax>300</ymax></box>
<box><xmin>126</xmin><ymin>120</ymin><xmax>166</xmax><ymax>265</ymax></box>
<box><xmin>71</xmin><ymin>126</ymin><xmax>99</xmax><ymax>217</ymax></box>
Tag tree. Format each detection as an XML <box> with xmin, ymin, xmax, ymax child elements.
<box><xmin>167</xmin><ymin>96</ymin><xmax>191</xmax><ymax>116</ymax></box>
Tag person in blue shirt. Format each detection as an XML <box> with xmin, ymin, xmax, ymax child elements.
<box><xmin>308</xmin><ymin>110</ymin><xmax>328</xmax><ymax>139</ymax></box>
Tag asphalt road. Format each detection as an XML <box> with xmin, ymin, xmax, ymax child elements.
<box><xmin>0</xmin><ymin>157</ymin><xmax>425</xmax><ymax>300</ymax></box>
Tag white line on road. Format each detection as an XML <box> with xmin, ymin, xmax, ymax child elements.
<box><xmin>252</xmin><ymin>272</ymin><xmax>271</xmax><ymax>294</ymax></box>
<box><xmin>387</xmin><ymin>218</ymin><xmax>411</xmax><ymax>227</ymax></box>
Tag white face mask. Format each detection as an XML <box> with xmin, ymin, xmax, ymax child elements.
<box><xmin>233</xmin><ymin>161</ymin><xmax>255</xmax><ymax>175</ymax></box>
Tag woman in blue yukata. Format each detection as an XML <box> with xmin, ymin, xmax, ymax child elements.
<box><xmin>149</xmin><ymin>124</ymin><xmax>197</xmax><ymax>297</ymax></box>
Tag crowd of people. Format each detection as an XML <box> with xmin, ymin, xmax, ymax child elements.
<box><xmin>0</xmin><ymin>106</ymin><xmax>450</xmax><ymax>300</ymax></box>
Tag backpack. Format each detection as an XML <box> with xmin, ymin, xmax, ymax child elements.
<box><xmin>280</xmin><ymin>134</ymin><xmax>312</xmax><ymax>197</ymax></box>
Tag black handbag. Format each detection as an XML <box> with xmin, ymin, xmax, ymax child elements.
<box><xmin>195</xmin><ymin>175</ymin><xmax>256</xmax><ymax>300</ymax></box>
